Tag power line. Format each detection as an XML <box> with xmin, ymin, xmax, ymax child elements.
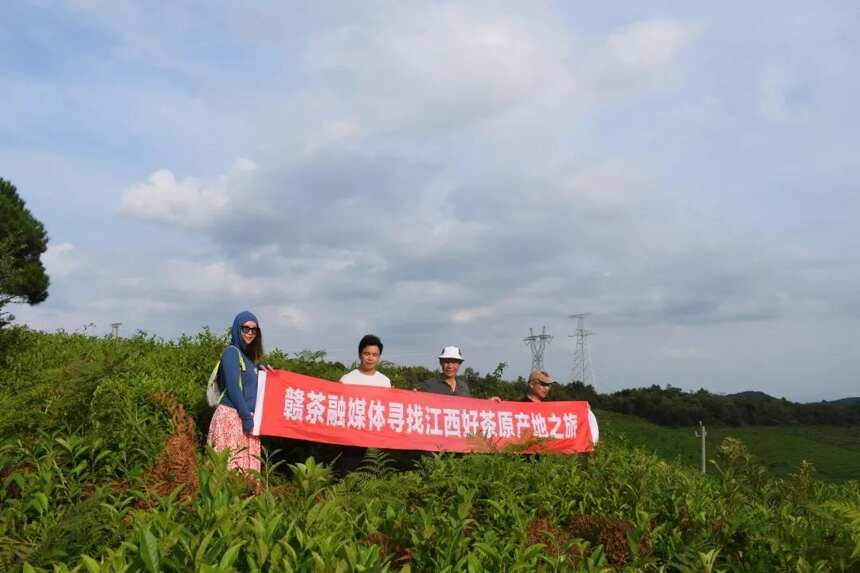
<box><xmin>523</xmin><ymin>326</ymin><xmax>552</xmax><ymax>371</ymax></box>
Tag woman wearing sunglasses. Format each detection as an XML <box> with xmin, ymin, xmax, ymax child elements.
<box><xmin>207</xmin><ymin>310</ymin><xmax>264</xmax><ymax>473</ymax></box>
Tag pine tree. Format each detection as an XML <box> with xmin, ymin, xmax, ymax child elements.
<box><xmin>0</xmin><ymin>177</ymin><xmax>50</xmax><ymax>327</ymax></box>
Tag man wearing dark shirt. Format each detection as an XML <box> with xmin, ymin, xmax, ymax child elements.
<box><xmin>521</xmin><ymin>369</ymin><xmax>600</xmax><ymax>444</ymax></box>
<box><xmin>419</xmin><ymin>346</ymin><xmax>471</xmax><ymax>396</ymax></box>
<box><xmin>396</xmin><ymin>346</ymin><xmax>470</xmax><ymax>468</ymax></box>
<box><xmin>419</xmin><ymin>346</ymin><xmax>503</xmax><ymax>403</ymax></box>
<box><xmin>521</xmin><ymin>369</ymin><xmax>554</xmax><ymax>402</ymax></box>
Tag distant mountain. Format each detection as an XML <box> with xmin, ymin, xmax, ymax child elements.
<box><xmin>818</xmin><ymin>397</ymin><xmax>860</xmax><ymax>407</ymax></box>
<box><xmin>729</xmin><ymin>390</ymin><xmax>778</xmax><ymax>402</ymax></box>
<box><xmin>728</xmin><ymin>392</ymin><xmax>860</xmax><ymax>406</ymax></box>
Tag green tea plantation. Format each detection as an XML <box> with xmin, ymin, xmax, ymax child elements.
<box><xmin>1</xmin><ymin>327</ymin><xmax>859</xmax><ymax>571</ymax></box>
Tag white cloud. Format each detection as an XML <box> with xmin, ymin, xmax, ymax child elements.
<box><xmin>560</xmin><ymin>160</ymin><xmax>651</xmax><ymax>211</ymax></box>
<box><xmin>389</xmin><ymin>280</ymin><xmax>472</xmax><ymax>306</ymax></box>
<box><xmin>595</xmin><ymin>17</ymin><xmax>699</xmax><ymax>93</ymax></box>
<box><xmin>304</xmin><ymin>120</ymin><xmax>361</xmax><ymax>154</ymax></box>
<box><xmin>294</xmin><ymin>3</ymin><xmax>577</xmax><ymax>140</ymax></box>
<box><xmin>606</xmin><ymin>18</ymin><xmax>698</xmax><ymax>73</ymax></box>
<box><xmin>232</xmin><ymin>158</ymin><xmax>258</xmax><ymax>173</ymax></box>
<box><xmin>89</xmin><ymin>296</ymin><xmax>182</xmax><ymax>315</ymax></box>
<box><xmin>118</xmin><ymin>160</ymin><xmax>255</xmax><ymax>229</ymax></box>
<box><xmin>452</xmin><ymin>306</ymin><xmax>492</xmax><ymax>324</ymax></box>
<box><xmin>278</xmin><ymin>305</ymin><xmax>308</xmax><ymax>329</ymax></box>
<box><xmin>42</xmin><ymin>242</ymin><xmax>80</xmax><ymax>279</ymax></box>
<box><xmin>160</xmin><ymin>259</ymin><xmax>254</xmax><ymax>297</ymax></box>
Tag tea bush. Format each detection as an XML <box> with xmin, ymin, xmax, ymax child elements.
<box><xmin>0</xmin><ymin>327</ymin><xmax>858</xmax><ymax>571</ymax></box>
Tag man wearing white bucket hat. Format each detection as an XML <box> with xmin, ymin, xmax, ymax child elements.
<box><xmin>419</xmin><ymin>346</ymin><xmax>470</xmax><ymax>396</ymax></box>
<box><xmin>419</xmin><ymin>346</ymin><xmax>501</xmax><ymax>401</ymax></box>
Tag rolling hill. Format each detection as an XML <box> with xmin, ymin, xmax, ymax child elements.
<box><xmin>598</xmin><ymin>409</ymin><xmax>860</xmax><ymax>482</ymax></box>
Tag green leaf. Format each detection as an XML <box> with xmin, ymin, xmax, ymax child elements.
<box><xmin>139</xmin><ymin>526</ymin><xmax>160</xmax><ymax>573</ymax></box>
<box><xmin>467</xmin><ymin>553</ymin><xmax>482</xmax><ymax>573</ymax></box>
<box><xmin>473</xmin><ymin>542</ymin><xmax>500</xmax><ymax>561</ymax></box>
<box><xmin>195</xmin><ymin>529</ymin><xmax>216</xmax><ymax>565</ymax></box>
<box><xmin>10</xmin><ymin>472</ymin><xmax>28</xmax><ymax>492</ymax></box>
<box><xmin>219</xmin><ymin>541</ymin><xmax>246</xmax><ymax>569</ymax></box>
<box><xmin>31</xmin><ymin>491</ymin><xmax>49</xmax><ymax>513</ymax></box>
<box><xmin>80</xmin><ymin>554</ymin><xmax>101</xmax><ymax>573</ymax></box>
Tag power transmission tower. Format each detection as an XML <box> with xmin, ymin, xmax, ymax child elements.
<box><xmin>569</xmin><ymin>313</ymin><xmax>594</xmax><ymax>386</ymax></box>
<box><xmin>110</xmin><ymin>322</ymin><xmax>122</xmax><ymax>338</ymax></box>
<box><xmin>523</xmin><ymin>326</ymin><xmax>552</xmax><ymax>371</ymax></box>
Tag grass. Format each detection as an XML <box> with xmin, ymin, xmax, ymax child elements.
<box><xmin>598</xmin><ymin>409</ymin><xmax>860</xmax><ymax>482</ymax></box>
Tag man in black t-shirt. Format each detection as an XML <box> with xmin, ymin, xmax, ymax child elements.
<box><xmin>522</xmin><ymin>369</ymin><xmax>600</xmax><ymax>444</ymax></box>
<box><xmin>419</xmin><ymin>346</ymin><xmax>471</xmax><ymax>396</ymax></box>
<box><xmin>521</xmin><ymin>369</ymin><xmax>554</xmax><ymax>402</ymax></box>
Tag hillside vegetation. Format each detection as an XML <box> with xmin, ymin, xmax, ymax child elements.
<box><xmin>1</xmin><ymin>327</ymin><xmax>859</xmax><ymax>571</ymax></box>
<box><xmin>599</xmin><ymin>411</ymin><xmax>860</xmax><ymax>482</ymax></box>
<box><xmin>567</xmin><ymin>384</ymin><xmax>860</xmax><ymax>428</ymax></box>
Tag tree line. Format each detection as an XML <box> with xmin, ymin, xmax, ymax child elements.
<box><xmin>557</xmin><ymin>383</ymin><xmax>860</xmax><ymax>427</ymax></box>
<box><xmin>274</xmin><ymin>351</ymin><xmax>860</xmax><ymax>428</ymax></box>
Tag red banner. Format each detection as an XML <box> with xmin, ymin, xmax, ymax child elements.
<box><xmin>253</xmin><ymin>370</ymin><xmax>595</xmax><ymax>454</ymax></box>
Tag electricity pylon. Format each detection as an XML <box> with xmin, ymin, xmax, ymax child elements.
<box><xmin>523</xmin><ymin>326</ymin><xmax>552</xmax><ymax>371</ymax></box>
<box><xmin>569</xmin><ymin>313</ymin><xmax>594</xmax><ymax>387</ymax></box>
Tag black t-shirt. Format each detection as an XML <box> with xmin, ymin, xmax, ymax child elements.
<box><xmin>418</xmin><ymin>377</ymin><xmax>471</xmax><ymax>397</ymax></box>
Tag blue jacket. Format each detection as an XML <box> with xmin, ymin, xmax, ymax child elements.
<box><xmin>219</xmin><ymin>311</ymin><xmax>259</xmax><ymax>432</ymax></box>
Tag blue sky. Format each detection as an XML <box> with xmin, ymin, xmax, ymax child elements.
<box><xmin>3</xmin><ymin>1</ymin><xmax>859</xmax><ymax>401</ymax></box>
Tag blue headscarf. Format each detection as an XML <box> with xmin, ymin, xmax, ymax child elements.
<box><xmin>230</xmin><ymin>310</ymin><xmax>259</xmax><ymax>352</ymax></box>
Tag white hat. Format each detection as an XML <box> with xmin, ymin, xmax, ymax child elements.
<box><xmin>437</xmin><ymin>346</ymin><xmax>464</xmax><ymax>361</ymax></box>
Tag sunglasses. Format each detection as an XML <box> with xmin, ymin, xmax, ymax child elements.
<box><xmin>535</xmin><ymin>381</ymin><xmax>552</xmax><ymax>388</ymax></box>
<box><xmin>240</xmin><ymin>326</ymin><xmax>259</xmax><ymax>335</ymax></box>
